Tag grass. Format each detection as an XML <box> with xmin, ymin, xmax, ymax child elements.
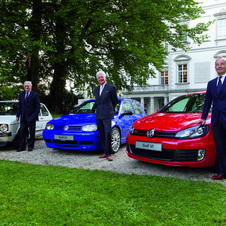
<box><xmin>0</xmin><ymin>160</ymin><xmax>225</xmax><ymax>225</ymax></box>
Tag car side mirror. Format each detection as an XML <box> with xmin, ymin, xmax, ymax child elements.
<box><xmin>122</xmin><ymin>110</ymin><xmax>133</xmax><ymax>116</ymax></box>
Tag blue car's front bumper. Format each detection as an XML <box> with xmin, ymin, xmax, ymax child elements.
<box><xmin>43</xmin><ymin>130</ymin><xmax>103</xmax><ymax>151</ymax></box>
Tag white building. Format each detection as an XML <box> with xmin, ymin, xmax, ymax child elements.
<box><xmin>122</xmin><ymin>0</ymin><xmax>226</xmax><ymax>115</ymax></box>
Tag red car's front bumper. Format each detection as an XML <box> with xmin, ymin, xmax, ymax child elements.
<box><xmin>126</xmin><ymin>132</ymin><xmax>216</xmax><ymax>168</ymax></box>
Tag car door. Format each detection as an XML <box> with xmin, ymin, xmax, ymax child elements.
<box><xmin>36</xmin><ymin>104</ymin><xmax>52</xmax><ymax>135</ymax></box>
<box><xmin>119</xmin><ymin>100</ymin><xmax>136</xmax><ymax>140</ymax></box>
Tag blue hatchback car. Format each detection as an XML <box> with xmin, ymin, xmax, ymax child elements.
<box><xmin>43</xmin><ymin>98</ymin><xmax>146</xmax><ymax>153</ymax></box>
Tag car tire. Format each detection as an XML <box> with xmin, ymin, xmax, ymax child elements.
<box><xmin>110</xmin><ymin>127</ymin><xmax>121</xmax><ymax>154</ymax></box>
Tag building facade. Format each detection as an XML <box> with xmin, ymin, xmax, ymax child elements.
<box><xmin>122</xmin><ymin>0</ymin><xmax>226</xmax><ymax>115</ymax></box>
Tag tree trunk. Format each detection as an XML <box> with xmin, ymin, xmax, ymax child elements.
<box><xmin>26</xmin><ymin>0</ymin><xmax>42</xmax><ymax>92</ymax></box>
<box><xmin>48</xmin><ymin>14</ymin><xmax>67</xmax><ymax>112</ymax></box>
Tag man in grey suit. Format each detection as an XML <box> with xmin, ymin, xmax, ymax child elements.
<box><xmin>94</xmin><ymin>71</ymin><xmax>118</xmax><ymax>161</ymax></box>
<box><xmin>16</xmin><ymin>81</ymin><xmax>40</xmax><ymax>152</ymax></box>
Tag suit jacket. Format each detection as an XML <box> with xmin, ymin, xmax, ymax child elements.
<box><xmin>94</xmin><ymin>83</ymin><xmax>118</xmax><ymax>120</ymax></box>
<box><xmin>202</xmin><ymin>76</ymin><xmax>226</xmax><ymax>126</ymax></box>
<box><xmin>17</xmin><ymin>90</ymin><xmax>40</xmax><ymax>122</ymax></box>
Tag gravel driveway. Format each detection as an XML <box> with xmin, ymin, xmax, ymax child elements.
<box><xmin>1</xmin><ymin>138</ymin><xmax>225</xmax><ymax>186</ymax></box>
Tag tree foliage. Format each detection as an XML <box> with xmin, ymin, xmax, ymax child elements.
<box><xmin>0</xmin><ymin>0</ymin><xmax>211</xmax><ymax>112</ymax></box>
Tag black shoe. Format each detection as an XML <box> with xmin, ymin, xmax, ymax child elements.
<box><xmin>16</xmin><ymin>147</ymin><xmax>26</xmax><ymax>152</ymax></box>
<box><xmin>28</xmin><ymin>147</ymin><xmax>33</xmax><ymax>152</ymax></box>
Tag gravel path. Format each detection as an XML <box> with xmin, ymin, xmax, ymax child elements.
<box><xmin>0</xmin><ymin>139</ymin><xmax>225</xmax><ymax>186</ymax></box>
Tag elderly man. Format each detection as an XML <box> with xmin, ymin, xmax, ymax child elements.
<box><xmin>197</xmin><ymin>57</ymin><xmax>226</xmax><ymax>180</ymax></box>
<box><xmin>94</xmin><ymin>71</ymin><xmax>118</xmax><ymax>161</ymax></box>
<box><xmin>16</xmin><ymin>81</ymin><xmax>40</xmax><ymax>152</ymax></box>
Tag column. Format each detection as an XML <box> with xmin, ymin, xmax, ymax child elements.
<box><xmin>150</xmin><ymin>97</ymin><xmax>154</xmax><ymax>114</ymax></box>
<box><xmin>164</xmin><ymin>96</ymin><xmax>168</xmax><ymax>105</ymax></box>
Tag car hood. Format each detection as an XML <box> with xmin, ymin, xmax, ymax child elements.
<box><xmin>134</xmin><ymin>112</ymin><xmax>211</xmax><ymax>131</ymax></box>
<box><xmin>0</xmin><ymin>116</ymin><xmax>18</xmax><ymax>124</ymax></box>
<box><xmin>49</xmin><ymin>114</ymin><xmax>97</xmax><ymax>125</ymax></box>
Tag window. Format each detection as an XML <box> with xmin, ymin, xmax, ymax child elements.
<box><xmin>132</xmin><ymin>101</ymin><xmax>143</xmax><ymax>114</ymax></box>
<box><xmin>217</xmin><ymin>19</ymin><xmax>226</xmax><ymax>39</ymax></box>
<box><xmin>164</xmin><ymin>43</ymin><xmax>169</xmax><ymax>52</ymax></box>
<box><xmin>161</xmin><ymin>70</ymin><xmax>168</xmax><ymax>85</ymax></box>
<box><xmin>178</xmin><ymin>64</ymin><xmax>187</xmax><ymax>83</ymax></box>
<box><xmin>182</xmin><ymin>32</ymin><xmax>188</xmax><ymax>43</ymax></box>
<box><xmin>161</xmin><ymin>93</ymin><xmax>207</xmax><ymax>113</ymax></box>
<box><xmin>122</xmin><ymin>101</ymin><xmax>134</xmax><ymax>114</ymax></box>
<box><xmin>72</xmin><ymin>101</ymin><xmax>96</xmax><ymax>114</ymax></box>
<box><xmin>41</xmin><ymin>104</ymin><xmax>49</xmax><ymax>116</ymax></box>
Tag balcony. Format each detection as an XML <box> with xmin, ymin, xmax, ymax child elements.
<box><xmin>123</xmin><ymin>85</ymin><xmax>169</xmax><ymax>94</ymax></box>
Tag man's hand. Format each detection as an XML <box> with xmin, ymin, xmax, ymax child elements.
<box><xmin>16</xmin><ymin>117</ymin><xmax>19</xmax><ymax>121</ymax></box>
<box><xmin>195</xmin><ymin>119</ymin><xmax>206</xmax><ymax>125</ymax></box>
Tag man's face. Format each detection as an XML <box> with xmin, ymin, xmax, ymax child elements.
<box><xmin>97</xmin><ymin>73</ymin><xmax>106</xmax><ymax>85</ymax></box>
<box><xmin>215</xmin><ymin>58</ymin><xmax>226</xmax><ymax>76</ymax></box>
<box><xmin>24</xmin><ymin>83</ymin><xmax>32</xmax><ymax>92</ymax></box>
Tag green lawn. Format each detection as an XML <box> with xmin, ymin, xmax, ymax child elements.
<box><xmin>0</xmin><ymin>160</ymin><xmax>225</xmax><ymax>225</ymax></box>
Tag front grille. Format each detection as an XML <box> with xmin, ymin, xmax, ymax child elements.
<box><xmin>127</xmin><ymin>144</ymin><xmax>198</xmax><ymax>162</ymax></box>
<box><xmin>132</xmin><ymin>130</ymin><xmax>177</xmax><ymax>138</ymax></box>
<box><xmin>44</xmin><ymin>139</ymin><xmax>52</xmax><ymax>143</ymax></box>
<box><xmin>54</xmin><ymin>125</ymin><xmax>82</xmax><ymax>131</ymax></box>
<box><xmin>80</xmin><ymin>141</ymin><xmax>93</xmax><ymax>145</ymax></box>
<box><xmin>53</xmin><ymin>139</ymin><xmax>78</xmax><ymax>145</ymax></box>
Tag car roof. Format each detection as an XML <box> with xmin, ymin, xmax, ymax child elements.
<box><xmin>181</xmin><ymin>91</ymin><xmax>206</xmax><ymax>96</ymax></box>
<box><xmin>0</xmin><ymin>100</ymin><xmax>18</xmax><ymax>103</ymax></box>
<box><xmin>83</xmin><ymin>98</ymin><xmax>140</xmax><ymax>102</ymax></box>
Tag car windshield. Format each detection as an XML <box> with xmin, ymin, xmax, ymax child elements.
<box><xmin>71</xmin><ymin>100</ymin><xmax>121</xmax><ymax>114</ymax></box>
<box><xmin>0</xmin><ymin>102</ymin><xmax>18</xmax><ymax>115</ymax></box>
<box><xmin>159</xmin><ymin>93</ymin><xmax>208</xmax><ymax>113</ymax></box>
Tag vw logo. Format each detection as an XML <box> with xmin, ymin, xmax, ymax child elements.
<box><xmin>63</xmin><ymin>125</ymin><xmax>69</xmax><ymax>131</ymax></box>
<box><xmin>147</xmin><ymin>129</ymin><xmax>155</xmax><ymax>138</ymax></box>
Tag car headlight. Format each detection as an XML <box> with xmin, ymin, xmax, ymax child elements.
<box><xmin>0</xmin><ymin>124</ymin><xmax>8</xmax><ymax>132</ymax></box>
<box><xmin>82</xmin><ymin>124</ymin><xmax>97</xmax><ymax>132</ymax></box>
<box><xmin>46</xmin><ymin>123</ymin><xmax>54</xmax><ymax>130</ymax></box>
<box><xmin>175</xmin><ymin>125</ymin><xmax>209</xmax><ymax>139</ymax></box>
<box><xmin>129</xmin><ymin>123</ymin><xmax>134</xmax><ymax>134</ymax></box>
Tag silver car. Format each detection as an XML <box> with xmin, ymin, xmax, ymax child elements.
<box><xmin>0</xmin><ymin>101</ymin><xmax>52</xmax><ymax>147</ymax></box>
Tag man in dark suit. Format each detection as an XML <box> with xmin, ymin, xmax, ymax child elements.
<box><xmin>94</xmin><ymin>71</ymin><xmax>118</xmax><ymax>161</ymax></box>
<box><xmin>197</xmin><ymin>57</ymin><xmax>226</xmax><ymax>180</ymax></box>
<box><xmin>16</xmin><ymin>81</ymin><xmax>40</xmax><ymax>152</ymax></box>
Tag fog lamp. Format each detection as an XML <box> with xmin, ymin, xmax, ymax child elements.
<box><xmin>197</xmin><ymin>149</ymin><xmax>206</xmax><ymax>161</ymax></box>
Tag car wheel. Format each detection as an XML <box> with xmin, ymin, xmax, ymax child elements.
<box><xmin>110</xmin><ymin>127</ymin><xmax>121</xmax><ymax>154</ymax></box>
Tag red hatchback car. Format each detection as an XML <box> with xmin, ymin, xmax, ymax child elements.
<box><xmin>126</xmin><ymin>92</ymin><xmax>216</xmax><ymax>168</ymax></box>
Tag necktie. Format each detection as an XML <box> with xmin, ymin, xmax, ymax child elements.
<box><xmin>217</xmin><ymin>76</ymin><xmax>222</xmax><ymax>95</ymax></box>
<box><xmin>99</xmin><ymin>85</ymin><xmax>103</xmax><ymax>96</ymax></box>
<box><xmin>25</xmin><ymin>92</ymin><xmax>28</xmax><ymax>102</ymax></box>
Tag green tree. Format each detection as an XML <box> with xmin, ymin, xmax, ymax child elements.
<box><xmin>0</xmin><ymin>0</ymin><xmax>211</xmax><ymax>112</ymax></box>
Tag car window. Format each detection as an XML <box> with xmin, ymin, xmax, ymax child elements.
<box><xmin>132</xmin><ymin>101</ymin><xmax>144</xmax><ymax>114</ymax></box>
<box><xmin>122</xmin><ymin>100</ymin><xmax>135</xmax><ymax>114</ymax></box>
<box><xmin>40</xmin><ymin>104</ymin><xmax>49</xmax><ymax>116</ymax></box>
<box><xmin>0</xmin><ymin>102</ymin><xmax>18</xmax><ymax>115</ymax></box>
<box><xmin>72</xmin><ymin>101</ymin><xmax>96</xmax><ymax>114</ymax></box>
<box><xmin>114</xmin><ymin>101</ymin><xmax>121</xmax><ymax>114</ymax></box>
<box><xmin>160</xmin><ymin>93</ymin><xmax>208</xmax><ymax>113</ymax></box>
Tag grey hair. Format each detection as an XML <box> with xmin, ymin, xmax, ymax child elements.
<box><xmin>24</xmin><ymin>81</ymin><xmax>32</xmax><ymax>86</ymax></box>
<box><xmin>216</xmin><ymin>57</ymin><xmax>226</xmax><ymax>63</ymax></box>
<box><xmin>96</xmin><ymin>71</ymin><xmax>106</xmax><ymax>78</ymax></box>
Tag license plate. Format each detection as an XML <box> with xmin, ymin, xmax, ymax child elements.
<box><xmin>135</xmin><ymin>141</ymin><xmax>162</xmax><ymax>152</ymax></box>
<box><xmin>54</xmin><ymin>135</ymin><xmax>74</xmax><ymax>141</ymax></box>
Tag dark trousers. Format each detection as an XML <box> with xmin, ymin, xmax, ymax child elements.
<box><xmin>212</xmin><ymin>114</ymin><xmax>226</xmax><ymax>175</ymax></box>
<box><xmin>97</xmin><ymin>119</ymin><xmax>112</xmax><ymax>156</ymax></box>
<box><xmin>19</xmin><ymin>119</ymin><xmax>36</xmax><ymax>149</ymax></box>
